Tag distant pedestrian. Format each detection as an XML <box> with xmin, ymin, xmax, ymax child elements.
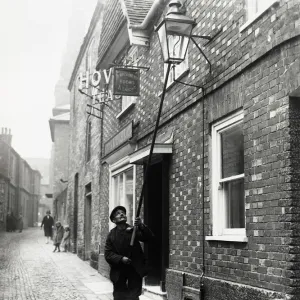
<box><xmin>41</xmin><ymin>210</ymin><xmax>54</xmax><ymax>243</ymax></box>
<box><xmin>61</xmin><ymin>226</ymin><xmax>70</xmax><ymax>252</ymax></box>
<box><xmin>11</xmin><ymin>212</ymin><xmax>17</xmax><ymax>232</ymax></box>
<box><xmin>105</xmin><ymin>206</ymin><xmax>154</xmax><ymax>300</ymax></box>
<box><xmin>6</xmin><ymin>212</ymin><xmax>13</xmax><ymax>232</ymax></box>
<box><xmin>17</xmin><ymin>213</ymin><xmax>23</xmax><ymax>233</ymax></box>
<box><xmin>53</xmin><ymin>221</ymin><xmax>64</xmax><ymax>252</ymax></box>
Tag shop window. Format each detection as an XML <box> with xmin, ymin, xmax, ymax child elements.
<box><xmin>110</xmin><ymin>158</ymin><xmax>135</xmax><ymax>229</ymax></box>
<box><xmin>207</xmin><ymin>110</ymin><xmax>247</xmax><ymax>242</ymax></box>
<box><xmin>86</xmin><ymin>121</ymin><xmax>92</xmax><ymax>162</ymax></box>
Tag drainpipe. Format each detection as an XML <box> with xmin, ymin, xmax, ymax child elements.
<box><xmin>200</xmin><ymin>96</ymin><xmax>206</xmax><ymax>299</ymax></box>
<box><xmin>129</xmin><ymin>0</ymin><xmax>168</xmax><ymax>30</ymax></box>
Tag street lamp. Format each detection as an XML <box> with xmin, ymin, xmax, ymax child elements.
<box><xmin>130</xmin><ymin>1</ymin><xmax>219</xmax><ymax>295</ymax></box>
<box><xmin>130</xmin><ymin>0</ymin><xmax>214</xmax><ymax>256</ymax></box>
<box><xmin>155</xmin><ymin>0</ymin><xmax>196</xmax><ymax>64</ymax></box>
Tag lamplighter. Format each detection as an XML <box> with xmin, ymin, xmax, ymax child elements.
<box><xmin>155</xmin><ymin>0</ymin><xmax>196</xmax><ymax>64</ymax></box>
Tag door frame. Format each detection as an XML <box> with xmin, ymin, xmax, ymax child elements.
<box><xmin>144</xmin><ymin>155</ymin><xmax>169</xmax><ymax>291</ymax></box>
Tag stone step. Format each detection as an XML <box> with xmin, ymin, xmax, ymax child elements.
<box><xmin>142</xmin><ymin>286</ymin><xmax>168</xmax><ymax>300</ymax></box>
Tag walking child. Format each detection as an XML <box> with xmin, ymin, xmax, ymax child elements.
<box><xmin>18</xmin><ymin>213</ymin><xmax>23</xmax><ymax>233</ymax></box>
<box><xmin>61</xmin><ymin>226</ymin><xmax>70</xmax><ymax>252</ymax></box>
<box><xmin>53</xmin><ymin>221</ymin><xmax>64</xmax><ymax>252</ymax></box>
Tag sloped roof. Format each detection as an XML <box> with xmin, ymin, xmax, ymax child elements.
<box><xmin>123</xmin><ymin>0</ymin><xmax>154</xmax><ymax>26</ymax></box>
<box><xmin>49</xmin><ymin>112</ymin><xmax>70</xmax><ymax>142</ymax></box>
<box><xmin>97</xmin><ymin>0</ymin><xmax>154</xmax><ymax>67</ymax></box>
<box><xmin>50</xmin><ymin>112</ymin><xmax>70</xmax><ymax>122</ymax></box>
<box><xmin>54</xmin><ymin>104</ymin><xmax>70</xmax><ymax>110</ymax></box>
<box><xmin>68</xmin><ymin>1</ymin><xmax>104</xmax><ymax>90</ymax></box>
<box><xmin>97</xmin><ymin>0</ymin><xmax>126</xmax><ymax>66</ymax></box>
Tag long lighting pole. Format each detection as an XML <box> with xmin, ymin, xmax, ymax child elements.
<box><xmin>130</xmin><ymin>63</ymin><xmax>172</xmax><ymax>246</ymax></box>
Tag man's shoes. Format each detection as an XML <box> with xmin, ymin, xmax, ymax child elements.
<box><xmin>53</xmin><ymin>248</ymin><xmax>57</xmax><ymax>252</ymax></box>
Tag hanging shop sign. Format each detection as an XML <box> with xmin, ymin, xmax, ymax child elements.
<box><xmin>78</xmin><ymin>67</ymin><xmax>141</xmax><ymax>100</ymax></box>
<box><xmin>78</xmin><ymin>68</ymin><xmax>121</xmax><ymax>102</ymax></box>
<box><xmin>113</xmin><ymin>68</ymin><xmax>140</xmax><ymax>96</ymax></box>
<box><xmin>104</xmin><ymin>121</ymin><xmax>133</xmax><ymax>156</ymax></box>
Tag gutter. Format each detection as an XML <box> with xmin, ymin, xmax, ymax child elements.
<box><xmin>129</xmin><ymin>0</ymin><xmax>168</xmax><ymax>30</ymax></box>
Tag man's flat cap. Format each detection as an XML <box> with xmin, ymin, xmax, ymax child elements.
<box><xmin>110</xmin><ymin>206</ymin><xmax>126</xmax><ymax>222</ymax></box>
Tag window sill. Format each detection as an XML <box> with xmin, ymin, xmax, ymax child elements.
<box><xmin>205</xmin><ymin>235</ymin><xmax>248</xmax><ymax>243</ymax></box>
<box><xmin>116</xmin><ymin>102</ymin><xmax>136</xmax><ymax>119</ymax></box>
<box><xmin>239</xmin><ymin>0</ymin><xmax>279</xmax><ymax>33</ymax></box>
<box><xmin>158</xmin><ymin>68</ymin><xmax>190</xmax><ymax>96</ymax></box>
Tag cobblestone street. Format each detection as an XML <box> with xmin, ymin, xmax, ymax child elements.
<box><xmin>0</xmin><ymin>228</ymin><xmax>115</xmax><ymax>300</ymax></box>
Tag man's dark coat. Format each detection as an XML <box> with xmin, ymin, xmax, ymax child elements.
<box><xmin>41</xmin><ymin>215</ymin><xmax>54</xmax><ymax>237</ymax></box>
<box><xmin>105</xmin><ymin>224</ymin><xmax>154</xmax><ymax>283</ymax></box>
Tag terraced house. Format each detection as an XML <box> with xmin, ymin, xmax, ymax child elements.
<box><xmin>0</xmin><ymin>128</ymin><xmax>41</xmax><ymax>231</ymax></box>
<box><xmin>66</xmin><ymin>0</ymin><xmax>300</xmax><ymax>299</ymax></box>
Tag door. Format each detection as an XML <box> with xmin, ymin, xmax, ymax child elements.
<box><xmin>73</xmin><ymin>173</ymin><xmax>79</xmax><ymax>253</ymax></box>
<box><xmin>144</xmin><ymin>157</ymin><xmax>169</xmax><ymax>291</ymax></box>
<box><xmin>84</xmin><ymin>183</ymin><xmax>92</xmax><ymax>260</ymax></box>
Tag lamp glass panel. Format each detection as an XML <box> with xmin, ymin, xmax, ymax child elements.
<box><xmin>167</xmin><ymin>34</ymin><xmax>189</xmax><ymax>63</ymax></box>
<box><xmin>157</xmin><ymin>23</ymin><xmax>170</xmax><ymax>63</ymax></box>
<box><xmin>165</xmin><ymin>19</ymin><xmax>194</xmax><ymax>36</ymax></box>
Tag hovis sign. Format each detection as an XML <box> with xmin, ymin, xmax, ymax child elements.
<box><xmin>78</xmin><ymin>67</ymin><xmax>140</xmax><ymax>101</ymax></box>
<box><xmin>78</xmin><ymin>69</ymin><xmax>120</xmax><ymax>102</ymax></box>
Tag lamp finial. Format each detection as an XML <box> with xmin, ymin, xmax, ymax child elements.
<box><xmin>167</xmin><ymin>0</ymin><xmax>183</xmax><ymax>15</ymax></box>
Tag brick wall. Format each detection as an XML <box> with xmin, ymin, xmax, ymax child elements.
<box><xmin>0</xmin><ymin>178</ymin><xmax>8</xmax><ymax>230</ymax></box>
<box><xmin>97</xmin><ymin>0</ymin><xmax>299</xmax><ymax>299</ymax></box>
<box><xmin>0</xmin><ymin>141</ymin><xmax>9</xmax><ymax>178</ymax></box>
<box><xmin>67</xmin><ymin>6</ymin><xmax>104</xmax><ymax>269</ymax></box>
<box><xmin>129</xmin><ymin>0</ymin><xmax>298</xmax><ymax>298</ymax></box>
<box><xmin>67</xmin><ymin>0</ymin><xmax>300</xmax><ymax>297</ymax></box>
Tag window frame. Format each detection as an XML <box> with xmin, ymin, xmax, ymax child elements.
<box><xmin>164</xmin><ymin>53</ymin><xmax>189</xmax><ymax>89</ymax></box>
<box><xmin>206</xmin><ymin>110</ymin><xmax>247</xmax><ymax>243</ymax></box>
<box><xmin>86</xmin><ymin>121</ymin><xmax>92</xmax><ymax>163</ymax></box>
<box><xmin>240</xmin><ymin>0</ymin><xmax>279</xmax><ymax>33</ymax></box>
<box><xmin>117</xmin><ymin>48</ymin><xmax>139</xmax><ymax>118</ymax></box>
<box><xmin>109</xmin><ymin>157</ymin><xmax>136</xmax><ymax>230</ymax></box>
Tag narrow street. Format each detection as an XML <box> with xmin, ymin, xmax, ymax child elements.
<box><xmin>0</xmin><ymin>227</ymin><xmax>114</xmax><ymax>300</ymax></box>
<box><xmin>0</xmin><ymin>227</ymin><xmax>154</xmax><ymax>300</ymax></box>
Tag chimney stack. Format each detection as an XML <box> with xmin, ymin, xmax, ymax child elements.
<box><xmin>0</xmin><ymin>127</ymin><xmax>12</xmax><ymax>146</ymax></box>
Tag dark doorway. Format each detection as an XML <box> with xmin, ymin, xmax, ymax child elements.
<box><xmin>73</xmin><ymin>173</ymin><xmax>79</xmax><ymax>253</ymax></box>
<box><xmin>144</xmin><ymin>158</ymin><xmax>169</xmax><ymax>291</ymax></box>
<box><xmin>84</xmin><ymin>183</ymin><xmax>92</xmax><ymax>260</ymax></box>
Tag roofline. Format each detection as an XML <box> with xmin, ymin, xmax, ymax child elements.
<box><xmin>68</xmin><ymin>1</ymin><xmax>104</xmax><ymax>91</ymax></box>
<box><xmin>49</xmin><ymin>118</ymin><xmax>70</xmax><ymax>142</ymax></box>
<box><xmin>129</xmin><ymin>0</ymin><xmax>167</xmax><ymax>30</ymax></box>
<box><xmin>96</xmin><ymin>19</ymin><xmax>128</xmax><ymax>69</ymax></box>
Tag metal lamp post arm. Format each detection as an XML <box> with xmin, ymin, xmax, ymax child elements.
<box><xmin>130</xmin><ymin>62</ymin><xmax>172</xmax><ymax>246</ymax></box>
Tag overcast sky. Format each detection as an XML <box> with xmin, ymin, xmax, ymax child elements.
<box><xmin>0</xmin><ymin>0</ymin><xmax>95</xmax><ymax>159</ymax></box>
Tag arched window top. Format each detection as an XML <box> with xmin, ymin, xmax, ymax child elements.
<box><xmin>86</xmin><ymin>38</ymin><xmax>95</xmax><ymax>72</ymax></box>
